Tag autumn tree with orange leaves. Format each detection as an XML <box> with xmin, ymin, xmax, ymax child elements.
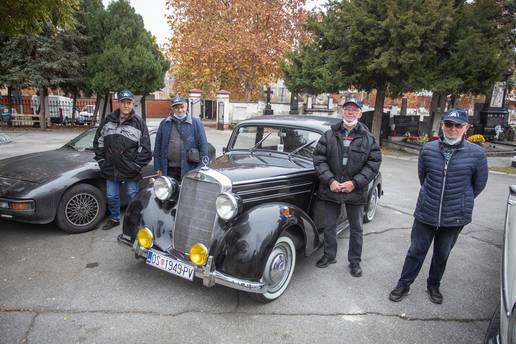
<box><xmin>167</xmin><ymin>0</ymin><xmax>306</xmax><ymax>101</ymax></box>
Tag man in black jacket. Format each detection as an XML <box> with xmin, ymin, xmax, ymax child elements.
<box><xmin>93</xmin><ymin>90</ymin><xmax>152</xmax><ymax>230</ymax></box>
<box><xmin>313</xmin><ymin>98</ymin><xmax>381</xmax><ymax>277</ymax></box>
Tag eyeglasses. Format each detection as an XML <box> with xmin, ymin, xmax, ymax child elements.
<box><xmin>443</xmin><ymin>121</ymin><xmax>466</xmax><ymax>129</ymax></box>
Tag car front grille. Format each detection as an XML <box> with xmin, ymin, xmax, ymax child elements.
<box><xmin>173</xmin><ymin>174</ymin><xmax>221</xmax><ymax>253</ymax></box>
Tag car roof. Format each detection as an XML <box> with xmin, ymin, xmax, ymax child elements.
<box><xmin>236</xmin><ymin>115</ymin><xmax>341</xmax><ymax>133</ymax></box>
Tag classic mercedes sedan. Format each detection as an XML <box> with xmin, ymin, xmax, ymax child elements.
<box><xmin>118</xmin><ymin>115</ymin><xmax>382</xmax><ymax>302</ymax></box>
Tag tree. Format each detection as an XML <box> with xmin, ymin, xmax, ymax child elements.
<box><xmin>167</xmin><ymin>0</ymin><xmax>306</xmax><ymax>100</ymax></box>
<box><xmin>1</xmin><ymin>0</ymin><xmax>79</xmax><ymax>36</ymax></box>
<box><xmin>282</xmin><ymin>0</ymin><xmax>454</xmax><ymax>140</ymax></box>
<box><xmin>88</xmin><ymin>0</ymin><xmax>169</xmax><ymax>120</ymax></box>
<box><xmin>0</xmin><ymin>23</ymin><xmax>82</xmax><ymax>128</ymax></box>
<box><xmin>418</xmin><ymin>0</ymin><xmax>514</xmax><ymax>135</ymax></box>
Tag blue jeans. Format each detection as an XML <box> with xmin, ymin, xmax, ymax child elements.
<box><xmin>397</xmin><ymin>219</ymin><xmax>463</xmax><ymax>289</ymax></box>
<box><xmin>106</xmin><ymin>180</ymin><xmax>139</xmax><ymax>222</ymax></box>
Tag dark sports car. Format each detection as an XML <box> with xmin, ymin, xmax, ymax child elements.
<box><xmin>0</xmin><ymin>127</ymin><xmax>215</xmax><ymax>233</ymax></box>
<box><xmin>118</xmin><ymin>115</ymin><xmax>382</xmax><ymax>302</ymax></box>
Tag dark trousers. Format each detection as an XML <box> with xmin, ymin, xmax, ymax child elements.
<box><xmin>322</xmin><ymin>200</ymin><xmax>364</xmax><ymax>265</ymax></box>
<box><xmin>167</xmin><ymin>167</ymin><xmax>181</xmax><ymax>182</ymax></box>
<box><xmin>397</xmin><ymin>219</ymin><xmax>463</xmax><ymax>289</ymax></box>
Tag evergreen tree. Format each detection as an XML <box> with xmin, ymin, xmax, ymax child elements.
<box><xmin>88</xmin><ymin>0</ymin><xmax>170</xmax><ymax>120</ymax></box>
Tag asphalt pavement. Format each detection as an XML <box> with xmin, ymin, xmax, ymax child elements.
<box><xmin>0</xmin><ymin>122</ymin><xmax>514</xmax><ymax>344</ymax></box>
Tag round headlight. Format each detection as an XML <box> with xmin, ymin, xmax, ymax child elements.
<box><xmin>189</xmin><ymin>243</ymin><xmax>208</xmax><ymax>266</ymax></box>
<box><xmin>153</xmin><ymin>176</ymin><xmax>177</xmax><ymax>201</ymax></box>
<box><xmin>215</xmin><ymin>192</ymin><xmax>239</xmax><ymax>221</ymax></box>
<box><xmin>136</xmin><ymin>227</ymin><xmax>153</xmax><ymax>249</ymax></box>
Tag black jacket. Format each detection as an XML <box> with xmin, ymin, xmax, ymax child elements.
<box><xmin>93</xmin><ymin>110</ymin><xmax>152</xmax><ymax>181</ymax></box>
<box><xmin>313</xmin><ymin>122</ymin><xmax>381</xmax><ymax>205</ymax></box>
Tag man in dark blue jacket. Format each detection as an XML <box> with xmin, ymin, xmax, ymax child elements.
<box><xmin>154</xmin><ymin>96</ymin><xmax>208</xmax><ymax>181</ymax></box>
<box><xmin>389</xmin><ymin>108</ymin><xmax>488</xmax><ymax>304</ymax></box>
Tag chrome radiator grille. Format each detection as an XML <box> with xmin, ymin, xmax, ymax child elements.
<box><xmin>173</xmin><ymin>176</ymin><xmax>221</xmax><ymax>253</ymax></box>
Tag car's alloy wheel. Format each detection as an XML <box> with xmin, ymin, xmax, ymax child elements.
<box><xmin>65</xmin><ymin>192</ymin><xmax>100</xmax><ymax>227</ymax></box>
<box><xmin>56</xmin><ymin>183</ymin><xmax>106</xmax><ymax>234</ymax></box>
<box><xmin>364</xmin><ymin>187</ymin><xmax>378</xmax><ymax>223</ymax></box>
<box><xmin>252</xmin><ymin>233</ymin><xmax>296</xmax><ymax>303</ymax></box>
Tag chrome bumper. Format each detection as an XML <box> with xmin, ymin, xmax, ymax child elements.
<box><xmin>117</xmin><ymin>234</ymin><xmax>267</xmax><ymax>294</ymax></box>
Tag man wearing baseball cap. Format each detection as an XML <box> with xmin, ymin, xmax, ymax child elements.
<box><xmin>389</xmin><ymin>108</ymin><xmax>488</xmax><ymax>304</ymax></box>
<box><xmin>153</xmin><ymin>95</ymin><xmax>208</xmax><ymax>181</ymax></box>
<box><xmin>93</xmin><ymin>90</ymin><xmax>152</xmax><ymax>230</ymax></box>
<box><xmin>313</xmin><ymin>97</ymin><xmax>381</xmax><ymax>277</ymax></box>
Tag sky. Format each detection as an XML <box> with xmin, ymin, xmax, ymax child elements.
<box><xmin>103</xmin><ymin>0</ymin><xmax>327</xmax><ymax>47</ymax></box>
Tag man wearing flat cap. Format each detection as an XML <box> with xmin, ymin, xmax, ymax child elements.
<box><xmin>389</xmin><ymin>108</ymin><xmax>488</xmax><ymax>304</ymax></box>
<box><xmin>313</xmin><ymin>97</ymin><xmax>381</xmax><ymax>277</ymax></box>
<box><xmin>93</xmin><ymin>90</ymin><xmax>152</xmax><ymax>230</ymax></box>
<box><xmin>154</xmin><ymin>95</ymin><xmax>208</xmax><ymax>181</ymax></box>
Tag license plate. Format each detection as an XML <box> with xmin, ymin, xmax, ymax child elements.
<box><xmin>146</xmin><ymin>250</ymin><xmax>195</xmax><ymax>281</ymax></box>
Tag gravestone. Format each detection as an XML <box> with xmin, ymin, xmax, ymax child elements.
<box><xmin>394</xmin><ymin>115</ymin><xmax>420</xmax><ymax>136</ymax></box>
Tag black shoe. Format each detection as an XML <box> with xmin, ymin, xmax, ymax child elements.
<box><xmin>349</xmin><ymin>263</ymin><xmax>362</xmax><ymax>277</ymax></box>
<box><xmin>102</xmin><ymin>219</ymin><xmax>120</xmax><ymax>231</ymax></box>
<box><xmin>427</xmin><ymin>286</ymin><xmax>443</xmax><ymax>304</ymax></box>
<box><xmin>316</xmin><ymin>256</ymin><xmax>337</xmax><ymax>268</ymax></box>
<box><xmin>389</xmin><ymin>286</ymin><xmax>410</xmax><ymax>302</ymax></box>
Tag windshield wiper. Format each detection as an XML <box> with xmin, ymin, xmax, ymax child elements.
<box><xmin>249</xmin><ymin>132</ymin><xmax>272</xmax><ymax>153</ymax></box>
<box><xmin>287</xmin><ymin>139</ymin><xmax>317</xmax><ymax>159</ymax></box>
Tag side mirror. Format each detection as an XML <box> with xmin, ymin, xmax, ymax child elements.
<box><xmin>222</xmin><ymin>147</ymin><xmax>228</xmax><ymax>153</ymax></box>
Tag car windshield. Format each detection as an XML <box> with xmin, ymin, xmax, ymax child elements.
<box><xmin>64</xmin><ymin>129</ymin><xmax>96</xmax><ymax>151</ymax></box>
<box><xmin>231</xmin><ymin>125</ymin><xmax>321</xmax><ymax>158</ymax></box>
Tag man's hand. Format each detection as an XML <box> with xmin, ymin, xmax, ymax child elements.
<box><xmin>156</xmin><ymin>170</ymin><xmax>162</xmax><ymax>176</ymax></box>
<box><xmin>330</xmin><ymin>180</ymin><xmax>342</xmax><ymax>193</ymax></box>
<box><xmin>340</xmin><ymin>181</ymin><xmax>355</xmax><ymax>193</ymax></box>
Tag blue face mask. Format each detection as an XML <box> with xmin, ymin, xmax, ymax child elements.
<box><xmin>444</xmin><ymin>136</ymin><xmax>462</xmax><ymax>145</ymax></box>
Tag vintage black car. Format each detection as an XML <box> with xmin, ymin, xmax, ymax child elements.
<box><xmin>118</xmin><ymin>115</ymin><xmax>383</xmax><ymax>302</ymax></box>
<box><xmin>0</xmin><ymin>127</ymin><xmax>215</xmax><ymax>233</ymax></box>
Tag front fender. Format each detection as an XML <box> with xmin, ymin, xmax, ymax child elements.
<box><xmin>214</xmin><ymin>202</ymin><xmax>319</xmax><ymax>281</ymax></box>
<box><xmin>123</xmin><ymin>181</ymin><xmax>177</xmax><ymax>252</ymax></box>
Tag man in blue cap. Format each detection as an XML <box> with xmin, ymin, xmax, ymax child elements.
<box><xmin>313</xmin><ymin>97</ymin><xmax>381</xmax><ymax>277</ymax></box>
<box><xmin>153</xmin><ymin>95</ymin><xmax>208</xmax><ymax>181</ymax></box>
<box><xmin>93</xmin><ymin>90</ymin><xmax>152</xmax><ymax>230</ymax></box>
<box><xmin>389</xmin><ymin>108</ymin><xmax>488</xmax><ymax>304</ymax></box>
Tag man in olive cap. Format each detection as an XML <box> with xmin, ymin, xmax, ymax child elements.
<box><xmin>313</xmin><ymin>97</ymin><xmax>381</xmax><ymax>277</ymax></box>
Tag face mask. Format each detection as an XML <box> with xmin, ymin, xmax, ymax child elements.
<box><xmin>173</xmin><ymin>113</ymin><xmax>186</xmax><ymax>120</ymax></box>
<box><xmin>343</xmin><ymin>118</ymin><xmax>358</xmax><ymax>126</ymax></box>
<box><xmin>444</xmin><ymin>136</ymin><xmax>462</xmax><ymax>145</ymax></box>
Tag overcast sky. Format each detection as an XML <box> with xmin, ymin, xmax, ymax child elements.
<box><xmin>103</xmin><ymin>0</ymin><xmax>327</xmax><ymax>46</ymax></box>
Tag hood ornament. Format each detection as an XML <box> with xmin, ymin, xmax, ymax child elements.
<box><xmin>201</xmin><ymin>156</ymin><xmax>210</xmax><ymax>170</ymax></box>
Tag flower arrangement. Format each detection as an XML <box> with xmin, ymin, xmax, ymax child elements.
<box><xmin>402</xmin><ymin>135</ymin><xmax>428</xmax><ymax>145</ymax></box>
<box><xmin>467</xmin><ymin>134</ymin><xmax>485</xmax><ymax>145</ymax></box>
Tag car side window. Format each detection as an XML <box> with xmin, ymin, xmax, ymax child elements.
<box><xmin>231</xmin><ymin>125</ymin><xmax>320</xmax><ymax>157</ymax></box>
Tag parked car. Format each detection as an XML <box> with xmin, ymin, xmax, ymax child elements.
<box><xmin>486</xmin><ymin>185</ymin><xmax>516</xmax><ymax>344</ymax></box>
<box><xmin>118</xmin><ymin>115</ymin><xmax>383</xmax><ymax>302</ymax></box>
<box><xmin>31</xmin><ymin>95</ymin><xmax>73</xmax><ymax>124</ymax></box>
<box><xmin>75</xmin><ymin>105</ymin><xmax>96</xmax><ymax>125</ymax></box>
<box><xmin>0</xmin><ymin>127</ymin><xmax>216</xmax><ymax>233</ymax></box>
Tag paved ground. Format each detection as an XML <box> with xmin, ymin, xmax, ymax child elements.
<box><xmin>0</xmin><ymin>122</ymin><xmax>514</xmax><ymax>343</ymax></box>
